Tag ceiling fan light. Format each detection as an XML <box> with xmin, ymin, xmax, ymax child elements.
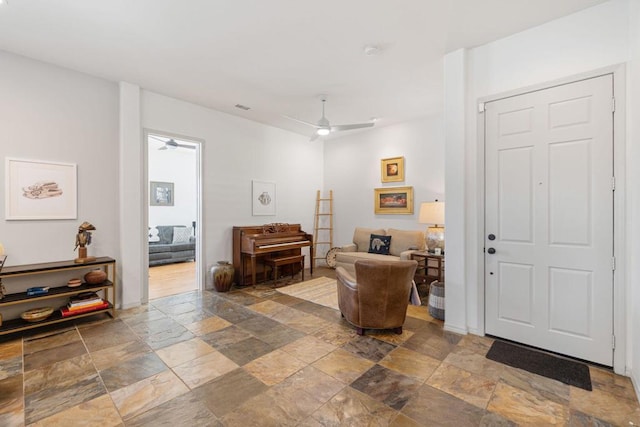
<box><xmin>317</xmin><ymin>128</ymin><xmax>331</xmax><ymax>136</ymax></box>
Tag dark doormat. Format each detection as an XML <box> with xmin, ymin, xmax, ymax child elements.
<box><xmin>486</xmin><ymin>340</ymin><xmax>592</xmax><ymax>391</ymax></box>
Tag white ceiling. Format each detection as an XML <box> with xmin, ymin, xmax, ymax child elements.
<box><xmin>0</xmin><ymin>0</ymin><xmax>607</xmax><ymax>138</ymax></box>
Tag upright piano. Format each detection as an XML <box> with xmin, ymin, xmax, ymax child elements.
<box><xmin>232</xmin><ymin>223</ymin><xmax>313</xmax><ymax>286</ymax></box>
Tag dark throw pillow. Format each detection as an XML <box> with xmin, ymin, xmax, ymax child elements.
<box><xmin>368</xmin><ymin>234</ymin><xmax>391</xmax><ymax>255</ymax></box>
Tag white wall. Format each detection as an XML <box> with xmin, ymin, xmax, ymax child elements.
<box><xmin>627</xmin><ymin>0</ymin><xmax>640</xmax><ymax>396</ymax></box>
<box><xmin>464</xmin><ymin>0</ymin><xmax>631</xmax><ymax>341</ymax></box>
<box><xmin>445</xmin><ymin>0</ymin><xmax>638</xmax><ymax>380</ymax></box>
<box><xmin>0</xmin><ymin>51</ymin><xmax>119</xmax><ymax>266</ymax></box>
<box><xmin>323</xmin><ymin>116</ymin><xmax>444</xmax><ymax>250</ymax></box>
<box><xmin>148</xmin><ymin>141</ymin><xmax>197</xmax><ymax>228</ymax></box>
<box><xmin>141</xmin><ymin>91</ymin><xmax>324</xmax><ymax>275</ymax></box>
<box><xmin>469</xmin><ymin>0</ymin><xmax>629</xmax><ymax>98</ymax></box>
<box><xmin>0</xmin><ymin>50</ymin><xmax>324</xmax><ymax>308</ymax></box>
<box><xmin>119</xmin><ymin>82</ymin><xmax>144</xmax><ymax>308</ymax></box>
<box><xmin>443</xmin><ymin>49</ymin><xmax>467</xmax><ymax>335</ymax></box>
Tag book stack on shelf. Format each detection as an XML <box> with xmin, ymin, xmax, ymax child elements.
<box><xmin>61</xmin><ymin>291</ymin><xmax>108</xmax><ymax>317</ymax></box>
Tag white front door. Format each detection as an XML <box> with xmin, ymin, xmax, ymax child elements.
<box><xmin>484</xmin><ymin>74</ymin><xmax>614</xmax><ymax>366</ymax></box>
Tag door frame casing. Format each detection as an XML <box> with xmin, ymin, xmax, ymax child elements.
<box><xmin>475</xmin><ymin>64</ymin><xmax>627</xmax><ymax>374</ymax></box>
<box><xmin>142</xmin><ymin>129</ymin><xmax>205</xmax><ymax>304</ymax></box>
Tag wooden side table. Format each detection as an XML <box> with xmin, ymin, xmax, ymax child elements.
<box><xmin>411</xmin><ymin>252</ymin><xmax>445</xmax><ymax>285</ymax></box>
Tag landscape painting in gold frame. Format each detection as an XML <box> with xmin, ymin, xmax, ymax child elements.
<box><xmin>381</xmin><ymin>156</ymin><xmax>404</xmax><ymax>182</ymax></box>
<box><xmin>374</xmin><ymin>186</ymin><xmax>413</xmax><ymax>215</ymax></box>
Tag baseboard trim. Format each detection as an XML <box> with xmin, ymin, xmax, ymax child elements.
<box><xmin>467</xmin><ymin>327</ymin><xmax>482</xmax><ymax>336</ymax></box>
<box><xmin>444</xmin><ymin>322</ymin><xmax>468</xmax><ymax>335</ymax></box>
<box><xmin>629</xmin><ymin>368</ymin><xmax>640</xmax><ymax>403</ymax></box>
<box><xmin>120</xmin><ymin>301</ymin><xmax>141</xmax><ymax>310</ymax></box>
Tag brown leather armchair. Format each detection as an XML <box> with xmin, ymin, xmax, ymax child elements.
<box><xmin>336</xmin><ymin>259</ymin><xmax>418</xmax><ymax>336</ymax></box>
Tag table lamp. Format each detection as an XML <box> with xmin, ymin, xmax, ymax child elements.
<box><xmin>419</xmin><ymin>201</ymin><xmax>445</xmax><ymax>254</ymax></box>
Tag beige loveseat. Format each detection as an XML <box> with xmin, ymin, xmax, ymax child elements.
<box><xmin>334</xmin><ymin>227</ymin><xmax>425</xmax><ymax>271</ymax></box>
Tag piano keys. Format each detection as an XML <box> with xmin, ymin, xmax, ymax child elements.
<box><xmin>232</xmin><ymin>223</ymin><xmax>313</xmax><ymax>286</ymax></box>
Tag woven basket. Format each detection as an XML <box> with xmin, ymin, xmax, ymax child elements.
<box><xmin>428</xmin><ymin>280</ymin><xmax>445</xmax><ymax>320</ymax></box>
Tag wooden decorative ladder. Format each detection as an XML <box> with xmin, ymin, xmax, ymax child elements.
<box><xmin>313</xmin><ymin>190</ymin><xmax>333</xmax><ymax>269</ymax></box>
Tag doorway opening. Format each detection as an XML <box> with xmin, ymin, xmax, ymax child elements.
<box><xmin>146</xmin><ymin>133</ymin><xmax>202</xmax><ymax>300</ymax></box>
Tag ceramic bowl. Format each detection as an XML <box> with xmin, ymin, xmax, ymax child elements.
<box><xmin>67</xmin><ymin>278</ymin><xmax>82</xmax><ymax>287</ymax></box>
<box><xmin>21</xmin><ymin>307</ymin><xmax>54</xmax><ymax>322</ymax></box>
<box><xmin>84</xmin><ymin>269</ymin><xmax>107</xmax><ymax>285</ymax></box>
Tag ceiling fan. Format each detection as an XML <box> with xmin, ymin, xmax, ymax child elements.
<box><xmin>285</xmin><ymin>96</ymin><xmax>375</xmax><ymax>141</ymax></box>
<box><xmin>149</xmin><ymin>135</ymin><xmax>195</xmax><ymax>150</ymax></box>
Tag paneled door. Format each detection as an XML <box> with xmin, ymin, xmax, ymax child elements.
<box><xmin>484</xmin><ymin>74</ymin><xmax>614</xmax><ymax>366</ymax></box>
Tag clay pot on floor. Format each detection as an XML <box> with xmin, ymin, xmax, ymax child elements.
<box><xmin>211</xmin><ymin>261</ymin><xmax>234</xmax><ymax>292</ymax></box>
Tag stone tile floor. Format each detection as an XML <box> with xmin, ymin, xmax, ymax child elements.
<box><xmin>0</xmin><ymin>271</ymin><xmax>639</xmax><ymax>426</ymax></box>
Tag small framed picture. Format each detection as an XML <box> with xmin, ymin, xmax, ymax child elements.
<box><xmin>252</xmin><ymin>180</ymin><xmax>276</xmax><ymax>216</ymax></box>
<box><xmin>381</xmin><ymin>156</ymin><xmax>404</xmax><ymax>182</ymax></box>
<box><xmin>374</xmin><ymin>186</ymin><xmax>414</xmax><ymax>215</ymax></box>
<box><xmin>150</xmin><ymin>181</ymin><xmax>174</xmax><ymax>206</ymax></box>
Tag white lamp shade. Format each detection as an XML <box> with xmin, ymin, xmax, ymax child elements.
<box><xmin>419</xmin><ymin>202</ymin><xmax>445</xmax><ymax>225</ymax></box>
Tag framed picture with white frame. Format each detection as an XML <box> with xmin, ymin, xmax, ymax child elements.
<box><xmin>252</xmin><ymin>180</ymin><xmax>276</xmax><ymax>216</ymax></box>
<box><xmin>5</xmin><ymin>158</ymin><xmax>77</xmax><ymax>220</ymax></box>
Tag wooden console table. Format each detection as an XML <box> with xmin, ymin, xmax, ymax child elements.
<box><xmin>0</xmin><ymin>257</ymin><xmax>116</xmax><ymax>335</ymax></box>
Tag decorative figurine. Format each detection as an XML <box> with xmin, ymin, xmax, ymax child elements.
<box><xmin>74</xmin><ymin>221</ymin><xmax>97</xmax><ymax>263</ymax></box>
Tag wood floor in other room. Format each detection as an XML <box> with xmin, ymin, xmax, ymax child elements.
<box><xmin>149</xmin><ymin>262</ymin><xmax>197</xmax><ymax>300</ymax></box>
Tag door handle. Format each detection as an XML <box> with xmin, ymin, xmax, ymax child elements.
<box><xmin>487</xmin><ymin>248</ymin><xmax>496</xmax><ymax>254</ymax></box>
<box><xmin>488</xmin><ymin>234</ymin><xmax>496</xmax><ymax>241</ymax></box>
